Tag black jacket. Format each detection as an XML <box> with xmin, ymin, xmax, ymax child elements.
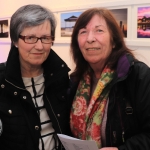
<box><xmin>69</xmin><ymin>54</ymin><xmax>150</xmax><ymax>150</ymax></box>
<box><xmin>0</xmin><ymin>46</ymin><xmax>70</xmax><ymax>150</ymax></box>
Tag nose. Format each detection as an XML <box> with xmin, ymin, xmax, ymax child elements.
<box><xmin>86</xmin><ymin>31</ymin><xmax>96</xmax><ymax>43</ymax></box>
<box><xmin>35</xmin><ymin>39</ymin><xmax>43</xmax><ymax>50</ymax></box>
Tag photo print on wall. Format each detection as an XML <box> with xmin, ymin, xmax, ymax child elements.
<box><xmin>60</xmin><ymin>9</ymin><xmax>128</xmax><ymax>38</ymax></box>
<box><xmin>110</xmin><ymin>8</ymin><xmax>128</xmax><ymax>38</ymax></box>
<box><xmin>61</xmin><ymin>11</ymin><xmax>82</xmax><ymax>37</ymax></box>
<box><xmin>137</xmin><ymin>6</ymin><xmax>150</xmax><ymax>38</ymax></box>
<box><xmin>0</xmin><ymin>19</ymin><xmax>9</xmax><ymax>38</ymax></box>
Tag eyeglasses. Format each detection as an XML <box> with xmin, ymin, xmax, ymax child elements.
<box><xmin>19</xmin><ymin>35</ymin><xmax>54</xmax><ymax>44</ymax></box>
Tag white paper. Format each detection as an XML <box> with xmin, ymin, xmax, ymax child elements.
<box><xmin>57</xmin><ymin>134</ymin><xmax>99</xmax><ymax>150</ymax></box>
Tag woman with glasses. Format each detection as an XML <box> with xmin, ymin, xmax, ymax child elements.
<box><xmin>0</xmin><ymin>4</ymin><xmax>70</xmax><ymax>150</ymax></box>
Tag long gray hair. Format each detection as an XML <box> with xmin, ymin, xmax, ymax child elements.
<box><xmin>10</xmin><ymin>4</ymin><xmax>56</xmax><ymax>44</ymax></box>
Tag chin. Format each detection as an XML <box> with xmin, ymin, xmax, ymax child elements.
<box><xmin>88</xmin><ymin>59</ymin><xmax>100</xmax><ymax>64</ymax></box>
<box><xmin>33</xmin><ymin>58</ymin><xmax>46</xmax><ymax>64</ymax></box>
<box><xmin>30</xmin><ymin>61</ymin><xmax>44</xmax><ymax>66</ymax></box>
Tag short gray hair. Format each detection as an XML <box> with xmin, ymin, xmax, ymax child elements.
<box><xmin>10</xmin><ymin>4</ymin><xmax>56</xmax><ymax>43</ymax></box>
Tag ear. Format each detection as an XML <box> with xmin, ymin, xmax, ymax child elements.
<box><xmin>112</xmin><ymin>44</ymin><xmax>115</xmax><ymax>48</ymax></box>
<box><xmin>13</xmin><ymin>41</ymin><xmax>18</xmax><ymax>48</ymax></box>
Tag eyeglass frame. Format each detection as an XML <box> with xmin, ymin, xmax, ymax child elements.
<box><xmin>19</xmin><ymin>35</ymin><xmax>54</xmax><ymax>44</ymax></box>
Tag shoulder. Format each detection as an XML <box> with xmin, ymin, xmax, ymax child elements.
<box><xmin>0</xmin><ymin>62</ymin><xmax>6</xmax><ymax>72</ymax></box>
<box><xmin>0</xmin><ymin>62</ymin><xmax>6</xmax><ymax>83</ymax></box>
<box><xmin>123</xmin><ymin>54</ymin><xmax>150</xmax><ymax>79</ymax></box>
<box><xmin>0</xmin><ymin>62</ymin><xmax>6</xmax><ymax>76</ymax></box>
<box><xmin>43</xmin><ymin>49</ymin><xmax>70</xmax><ymax>73</ymax></box>
<box><xmin>132</xmin><ymin>60</ymin><xmax>150</xmax><ymax>78</ymax></box>
<box><xmin>125</xmin><ymin>60</ymin><xmax>150</xmax><ymax>94</ymax></box>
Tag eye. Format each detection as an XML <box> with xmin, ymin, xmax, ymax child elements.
<box><xmin>26</xmin><ymin>36</ymin><xmax>36</xmax><ymax>40</ymax></box>
<box><xmin>81</xmin><ymin>31</ymin><xmax>87</xmax><ymax>34</ymax></box>
<box><xmin>78</xmin><ymin>29</ymin><xmax>87</xmax><ymax>35</ymax></box>
<box><xmin>96</xmin><ymin>29</ymin><xmax>103</xmax><ymax>32</ymax></box>
<box><xmin>43</xmin><ymin>36</ymin><xmax>51</xmax><ymax>40</ymax></box>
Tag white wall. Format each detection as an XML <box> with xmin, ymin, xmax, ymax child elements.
<box><xmin>0</xmin><ymin>0</ymin><xmax>150</xmax><ymax>73</ymax></box>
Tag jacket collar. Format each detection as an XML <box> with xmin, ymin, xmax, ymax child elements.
<box><xmin>5</xmin><ymin>46</ymin><xmax>24</xmax><ymax>88</ymax></box>
<box><xmin>102</xmin><ymin>54</ymin><xmax>135</xmax><ymax>87</ymax></box>
<box><xmin>116</xmin><ymin>54</ymin><xmax>134</xmax><ymax>80</ymax></box>
<box><xmin>4</xmin><ymin>46</ymin><xmax>70</xmax><ymax>88</ymax></box>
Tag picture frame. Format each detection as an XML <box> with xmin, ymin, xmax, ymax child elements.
<box><xmin>0</xmin><ymin>17</ymin><xmax>11</xmax><ymax>44</ymax></box>
<box><xmin>108</xmin><ymin>6</ymin><xmax>134</xmax><ymax>47</ymax></box>
<box><xmin>109</xmin><ymin>8</ymin><xmax>128</xmax><ymax>38</ymax></box>
<box><xmin>54</xmin><ymin>6</ymin><xmax>131</xmax><ymax>44</ymax></box>
<box><xmin>137</xmin><ymin>6</ymin><xmax>150</xmax><ymax>38</ymax></box>
<box><xmin>54</xmin><ymin>11</ymin><xmax>82</xmax><ymax>43</ymax></box>
<box><xmin>128</xmin><ymin>5</ymin><xmax>150</xmax><ymax>47</ymax></box>
<box><xmin>60</xmin><ymin>11</ymin><xmax>82</xmax><ymax>37</ymax></box>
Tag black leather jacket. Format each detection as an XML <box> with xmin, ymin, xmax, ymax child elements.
<box><xmin>69</xmin><ymin>54</ymin><xmax>150</xmax><ymax>150</ymax></box>
<box><xmin>0</xmin><ymin>46</ymin><xmax>70</xmax><ymax>150</ymax></box>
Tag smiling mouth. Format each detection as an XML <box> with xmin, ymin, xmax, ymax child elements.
<box><xmin>86</xmin><ymin>48</ymin><xmax>100</xmax><ymax>50</ymax></box>
<box><xmin>32</xmin><ymin>53</ymin><xmax>43</xmax><ymax>55</ymax></box>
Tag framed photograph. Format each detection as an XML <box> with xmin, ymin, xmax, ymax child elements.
<box><xmin>128</xmin><ymin>5</ymin><xmax>150</xmax><ymax>47</ymax></box>
<box><xmin>110</xmin><ymin>8</ymin><xmax>128</xmax><ymax>38</ymax></box>
<box><xmin>55</xmin><ymin>7</ymin><xmax>129</xmax><ymax>43</ymax></box>
<box><xmin>60</xmin><ymin>11</ymin><xmax>82</xmax><ymax>37</ymax></box>
<box><xmin>0</xmin><ymin>17</ymin><xmax>11</xmax><ymax>43</ymax></box>
<box><xmin>137</xmin><ymin>6</ymin><xmax>150</xmax><ymax>38</ymax></box>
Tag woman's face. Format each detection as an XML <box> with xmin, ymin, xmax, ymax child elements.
<box><xmin>15</xmin><ymin>20</ymin><xmax>52</xmax><ymax>67</ymax></box>
<box><xmin>77</xmin><ymin>14</ymin><xmax>113</xmax><ymax>67</ymax></box>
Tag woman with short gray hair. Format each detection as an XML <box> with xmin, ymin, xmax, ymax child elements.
<box><xmin>10</xmin><ymin>4</ymin><xmax>56</xmax><ymax>44</ymax></box>
<box><xmin>0</xmin><ymin>4</ymin><xmax>70</xmax><ymax>150</ymax></box>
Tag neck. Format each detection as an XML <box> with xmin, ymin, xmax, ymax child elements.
<box><xmin>90</xmin><ymin>64</ymin><xmax>105</xmax><ymax>79</ymax></box>
<box><xmin>21</xmin><ymin>65</ymin><xmax>43</xmax><ymax>78</ymax></box>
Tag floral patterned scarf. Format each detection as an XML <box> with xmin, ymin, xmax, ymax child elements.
<box><xmin>70</xmin><ymin>67</ymin><xmax>114</xmax><ymax>148</ymax></box>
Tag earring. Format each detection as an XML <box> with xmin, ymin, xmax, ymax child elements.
<box><xmin>15</xmin><ymin>45</ymin><xmax>18</xmax><ymax>48</ymax></box>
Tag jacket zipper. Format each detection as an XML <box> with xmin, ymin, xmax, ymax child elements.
<box><xmin>45</xmin><ymin>94</ymin><xmax>63</xmax><ymax>150</ymax></box>
<box><xmin>109</xmin><ymin>82</ymin><xmax>125</xmax><ymax>145</ymax></box>
<box><xmin>109</xmin><ymin>88</ymin><xmax>117</xmax><ymax>146</ymax></box>
<box><xmin>110</xmin><ymin>98</ymin><xmax>125</xmax><ymax>145</ymax></box>
<box><xmin>108</xmin><ymin>59</ymin><xmax>134</xmax><ymax>145</ymax></box>
<box><xmin>117</xmin><ymin>101</ymin><xmax>125</xmax><ymax>143</ymax></box>
<box><xmin>113</xmin><ymin>131</ymin><xmax>117</xmax><ymax>144</ymax></box>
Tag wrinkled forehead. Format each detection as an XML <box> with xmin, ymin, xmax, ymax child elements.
<box><xmin>84</xmin><ymin>14</ymin><xmax>109</xmax><ymax>30</ymax></box>
<box><xmin>21</xmin><ymin>20</ymin><xmax>51</xmax><ymax>35</ymax></box>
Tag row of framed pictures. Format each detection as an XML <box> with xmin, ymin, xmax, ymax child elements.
<box><xmin>0</xmin><ymin>5</ymin><xmax>150</xmax><ymax>46</ymax></box>
<box><xmin>53</xmin><ymin>4</ymin><xmax>150</xmax><ymax>46</ymax></box>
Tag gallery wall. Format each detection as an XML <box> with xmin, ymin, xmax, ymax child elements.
<box><xmin>0</xmin><ymin>0</ymin><xmax>150</xmax><ymax>73</ymax></box>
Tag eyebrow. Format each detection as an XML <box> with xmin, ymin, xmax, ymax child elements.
<box><xmin>95</xmin><ymin>25</ymin><xmax>103</xmax><ymax>28</ymax></box>
<box><xmin>24</xmin><ymin>34</ymin><xmax>51</xmax><ymax>37</ymax></box>
<box><xmin>80</xmin><ymin>24</ymin><xmax>104</xmax><ymax>30</ymax></box>
<box><xmin>83</xmin><ymin>24</ymin><xmax>103</xmax><ymax>29</ymax></box>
